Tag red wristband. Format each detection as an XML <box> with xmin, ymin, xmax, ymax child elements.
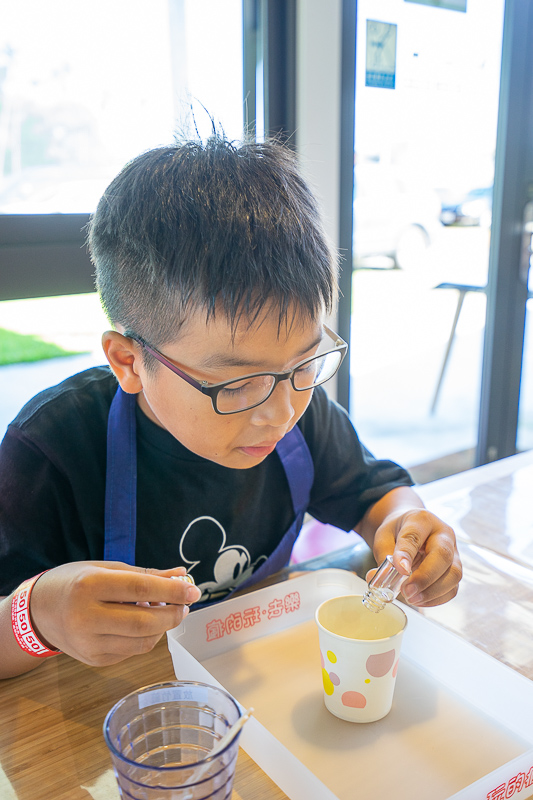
<box><xmin>11</xmin><ymin>572</ymin><xmax>61</xmax><ymax>658</ymax></box>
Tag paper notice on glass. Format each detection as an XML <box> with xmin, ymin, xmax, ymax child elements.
<box><xmin>404</xmin><ymin>0</ymin><xmax>467</xmax><ymax>12</ymax></box>
<box><xmin>366</xmin><ymin>20</ymin><xmax>397</xmax><ymax>89</ymax></box>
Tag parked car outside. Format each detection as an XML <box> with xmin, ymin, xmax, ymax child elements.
<box><xmin>353</xmin><ymin>162</ymin><xmax>444</xmax><ymax>272</ymax></box>
<box><xmin>439</xmin><ymin>186</ymin><xmax>493</xmax><ymax>227</ymax></box>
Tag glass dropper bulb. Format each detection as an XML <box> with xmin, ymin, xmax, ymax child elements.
<box><xmin>362</xmin><ymin>555</ymin><xmax>410</xmax><ymax>613</ymax></box>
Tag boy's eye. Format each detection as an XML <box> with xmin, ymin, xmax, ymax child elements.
<box><xmin>297</xmin><ymin>362</ymin><xmax>316</xmax><ymax>375</ymax></box>
<box><xmin>216</xmin><ymin>377</ymin><xmax>273</xmax><ymax>413</ymax></box>
<box><xmin>295</xmin><ymin>361</ymin><xmax>319</xmax><ymax>382</ymax></box>
<box><xmin>218</xmin><ymin>375</ymin><xmax>273</xmax><ymax>410</ymax></box>
<box><xmin>219</xmin><ymin>375</ymin><xmax>273</xmax><ymax>398</ymax></box>
<box><xmin>220</xmin><ymin>380</ymin><xmax>252</xmax><ymax>396</ymax></box>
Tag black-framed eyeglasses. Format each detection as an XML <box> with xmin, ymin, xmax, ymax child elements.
<box><xmin>125</xmin><ymin>324</ymin><xmax>348</xmax><ymax>415</ymax></box>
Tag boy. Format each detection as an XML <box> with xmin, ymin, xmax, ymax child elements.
<box><xmin>0</xmin><ymin>137</ymin><xmax>461</xmax><ymax>679</ymax></box>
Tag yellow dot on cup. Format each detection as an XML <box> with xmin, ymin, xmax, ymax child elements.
<box><xmin>322</xmin><ymin>669</ymin><xmax>335</xmax><ymax>695</ymax></box>
<box><xmin>365</xmin><ymin>679</ymin><xmax>371</xmax><ymax>684</ymax></box>
<box><xmin>327</xmin><ymin>650</ymin><xmax>337</xmax><ymax>663</ymax></box>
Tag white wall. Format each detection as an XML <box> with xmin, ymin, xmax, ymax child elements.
<box><xmin>296</xmin><ymin>0</ymin><xmax>342</xmax><ymax>253</ymax></box>
<box><xmin>296</xmin><ymin>0</ymin><xmax>343</xmax><ymax>399</ymax></box>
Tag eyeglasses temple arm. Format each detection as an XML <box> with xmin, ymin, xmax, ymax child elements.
<box><xmin>124</xmin><ymin>332</ymin><xmax>205</xmax><ymax>392</ymax></box>
<box><xmin>323</xmin><ymin>324</ymin><xmax>348</xmax><ymax>350</ymax></box>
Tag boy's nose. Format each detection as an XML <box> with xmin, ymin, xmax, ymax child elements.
<box><xmin>251</xmin><ymin>380</ymin><xmax>295</xmax><ymax>428</ymax></box>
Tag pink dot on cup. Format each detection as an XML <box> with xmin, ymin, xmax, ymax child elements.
<box><xmin>366</xmin><ymin>649</ymin><xmax>396</xmax><ymax>677</ymax></box>
<box><xmin>342</xmin><ymin>691</ymin><xmax>366</xmax><ymax>708</ymax></box>
<box><xmin>330</xmin><ymin>672</ymin><xmax>340</xmax><ymax>686</ymax></box>
<box><xmin>320</xmin><ymin>650</ymin><xmax>325</xmax><ymax>669</ymax></box>
<box><xmin>393</xmin><ymin>659</ymin><xmax>399</xmax><ymax>678</ymax></box>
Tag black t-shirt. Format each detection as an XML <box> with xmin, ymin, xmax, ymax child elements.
<box><xmin>0</xmin><ymin>367</ymin><xmax>413</xmax><ymax>602</ymax></box>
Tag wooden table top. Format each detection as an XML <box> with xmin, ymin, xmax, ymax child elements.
<box><xmin>0</xmin><ymin>633</ymin><xmax>288</xmax><ymax>800</ymax></box>
<box><xmin>417</xmin><ymin>449</ymin><xmax>533</xmax><ymax>681</ymax></box>
<box><xmin>3</xmin><ymin>448</ymin><xmax>533</xmax><ymax>799</ymax></box>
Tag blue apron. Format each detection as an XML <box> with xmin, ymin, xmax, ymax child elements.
<box><xmin>104</xmin><ymin>387</ymin><xmax>314</xmax><ymax>601</ymax></box>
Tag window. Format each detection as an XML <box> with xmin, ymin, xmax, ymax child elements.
<box><xmin>0</xmin><ymin>0</ymin><xmax>244</xmax><ymax>215</ymax></box>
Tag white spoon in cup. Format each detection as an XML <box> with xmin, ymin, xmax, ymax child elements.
<box><xmin>191</xmin><ymin>707</ymin><xmax>255</xmax><ymax>782</ymax></box>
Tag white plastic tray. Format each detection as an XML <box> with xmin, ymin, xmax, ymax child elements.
<box><xmin>167</xmin><ymin>569</ymin><xmax>533</xmax><ymax>800</ymax></box>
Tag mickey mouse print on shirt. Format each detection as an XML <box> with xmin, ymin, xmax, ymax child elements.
<box><xmin>179</xmin><ymin>516</ymin><xmax>267</xmax><ymax>602</ymax></box>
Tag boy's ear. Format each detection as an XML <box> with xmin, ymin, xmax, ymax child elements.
<box><xmin>102</xmin><ymin>331</ymin><xmax>144</xmax><ymax>393</ymax></box>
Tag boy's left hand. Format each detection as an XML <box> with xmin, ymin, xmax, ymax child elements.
<box><xmin>372</xmin><ymin>507</ymin><xmax>462</xmax><ymax>607</ymax></box>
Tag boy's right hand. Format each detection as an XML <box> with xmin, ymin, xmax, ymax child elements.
<box><xmin>28</xmin><ymin>561</ymin><xmax>201</xmax><ymax>667</ymax></box>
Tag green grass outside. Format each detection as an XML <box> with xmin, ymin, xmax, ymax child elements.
<box><xmin>0</xmin><ymin>327</ymin><xmax>87</xmax><ymax>366</ymax></box>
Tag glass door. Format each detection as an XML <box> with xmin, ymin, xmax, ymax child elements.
<box><xmin>0</xmin><ymin>0</ymin><xmax>243</xmax><ymax>215</ymax></box>
<box><xmin>349</xmin><ymin>0</ymin><xmax>505</xmax><ymax>482</ymax></box>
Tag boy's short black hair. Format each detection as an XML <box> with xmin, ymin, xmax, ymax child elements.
<box><xmin>88</xmin><ymin>136</ymin><xmax>338</xmax><ymax>350</ymax></box>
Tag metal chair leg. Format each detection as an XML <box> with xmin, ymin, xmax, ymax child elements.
<box><xmin>430</xmin><ymin>289</ymin><xmax>467</xmax><ymax>414</ymax></box>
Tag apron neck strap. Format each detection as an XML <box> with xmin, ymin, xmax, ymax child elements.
<box><xmin>104</xmin><ymin>386</ymin><xmax>138</xmax><ymax>564</ymax></box>
<box><xmin>275</xmin><ymin>425</ymin><xmax>314</xmax><ymax>515</ymax></box>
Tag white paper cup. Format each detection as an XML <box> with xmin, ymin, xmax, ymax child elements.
<box><xmin>315</xmin><ymin>594</ymin><xmax>407</xmax><ymax>723</ymax></box>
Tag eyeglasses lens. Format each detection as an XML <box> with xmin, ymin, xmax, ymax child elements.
<box><xmin>293</xmin><ymin>351</ymin><xmax>342</xmax><ymax>390</ymax></box>
<box><xmin>216</xmin><ymin>351</ymin><xmax>343</xmax><ymax>413</ymax></box>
